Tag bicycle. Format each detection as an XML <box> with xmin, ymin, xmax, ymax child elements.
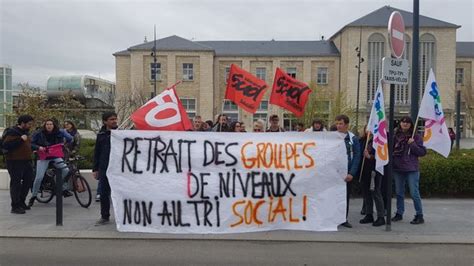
<box><xmin>36</xmin><ymin>155</ymin><xmax>92</xmax><ymax>208</ymax></box>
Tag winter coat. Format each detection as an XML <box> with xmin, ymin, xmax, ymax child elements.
<box><xmin>93</xmin><ymin>126</ymin><xmax>112</xmax><ymax>179</ymax></box>
<box><xmin>393</xmin><ymin>130</ymin><xmax>427</xmax><ymax>172</ymax></box>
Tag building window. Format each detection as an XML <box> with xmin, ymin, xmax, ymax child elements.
<box><xmin>222</xmin><ymin>100</ymin><xmax>239</xmax><ymax>122</ymax></box>
<box><xmin>419</xmin><ymin>34</ymin><xmax>436</xmax><ymax>96</ymax></box>
<box><xmin>256</xmin><ymin>67</ymin><xmax>266</xmax><ymax>80</ymax></box>
<box><xmin>286</xmin><ymin>67</ymin><xmax>297</xmax><ymax>78</ymax></box>
<box><xmin>150</xmin><ymin>63</ymin><xmax>161</xmax><ymax>81</ymax></box>
<box><xmin>395</xmin><ymin>35</ymin><xmax>411</xmax><ymax>105</ymax></box>
<box><xmin>181</xmin><ymin>98</ymin><xmax>196</xmax><ymax>119</ymax></box>
<box><xmin>367</xmin><ymin>33</ymin><xmax>385</xmax><ymax>102</ymax></box>
<box><xmin>283</xmin><ymin>113</ymin><xmax>297</xmax><ymax>131</ymax></box>
<box><xmin>225</xmin><ymin>66</ymin><xmax>231</xmax><ymax>84</ymax></box>
<box><xmin>317</xmin><ymin>67</ymin><xmax>328</xmax><ymax>84</ymax></box>
<box><xmin>456</xmin><ymin>68</ymin><xmax>464</xmax><ymax>85</ymax></box>
<box><xmin>253</xmin><ymin>100</ymin><xmax>268</xmax><ymax>123</ymax></box>
<box><xmin>183</xmin><ymin>63</ymin><xmax>194</xmax><ymax>81</ymax></box>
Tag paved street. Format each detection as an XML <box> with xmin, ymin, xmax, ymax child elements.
<box><xmin>1</xmin><ymin>238</ymin><xmax>473</xmax><ymax>265</ymax></box>
<box><xmin>0</xmin><ymin>190</ymin><xmax>473</xmax><ymax>265</ymax></box>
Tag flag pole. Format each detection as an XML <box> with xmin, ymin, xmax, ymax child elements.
<box><xmin>359</xmin><ymin>131</ymin><xmax>371</xmax><ymax>182</ymax></box>
<box><xmin>407</xmin><ymin>109</ymin><xmax>421</xmax><ymax>156</ymax></box>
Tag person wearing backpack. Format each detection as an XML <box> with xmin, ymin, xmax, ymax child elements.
<box><xmin>2</xmin><ymin>115</ymin><xmax>35</xmax><ymax>214</ymax></box>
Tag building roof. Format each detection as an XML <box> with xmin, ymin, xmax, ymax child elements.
<box><xmin>331</xmin><ymin>6</ymin><xmax>460</xmax><ymax>39</ymax></box>
<box><xmin>196</xmin><ymin>40</ymin><xmax>339</xmax><ymax>57</ymax></box>
<box><xmin>128</xmin><ymin>35</ymin><xmax>214</xmax><ymax>52</ymax></box>
<box><xmin>114</xmin><ymin>36</ymin><xmax>340</xmax><ymax>57</ymax></box>
<box><xmin>457</xmin><ymin>42</ymin><xmax>474</xmax><ymax>58</ymax></box>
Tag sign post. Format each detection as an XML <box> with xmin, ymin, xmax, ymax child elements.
<box><xmin>384</xmin><ymin>11</ymin><xmax>407</xmax><ymax>232</ymax></box>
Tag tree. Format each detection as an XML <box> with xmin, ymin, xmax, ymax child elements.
<box><xmin>299</xmin><ymin>83</ymin><xmax>357</xmax><ymax>130</ymax></box>
<box><xmin>462</xmin><ymin>88</ymin><xmax>474</xmax><ymax>137</ymax></box>
<box><xmin>9</xmin><ymin>83</ymin><xmax>84</xmax><ymax>128</ymax></box>
<box><xmin>114</xmin><ymin>86</ymin><xmax>149</xmax><ymax>129</ymax></box>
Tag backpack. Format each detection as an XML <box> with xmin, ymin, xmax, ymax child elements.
<box><xmin>0</xmin><ymin>128</ymin><xmax>10</xmax><ymax>156</ymax></box>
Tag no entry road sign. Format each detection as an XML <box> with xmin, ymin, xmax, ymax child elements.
<box><xmin>388</xmin><ymin>11</ymin><xmax>405</xmax><ymax>59</ymax></box>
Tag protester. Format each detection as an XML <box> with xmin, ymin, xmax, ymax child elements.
<box><xmin>63</xmin><ymin>120</ymin><xmax>81</xmax><ymax>160</ymax></box>
<box><xmin>266</xmin><ymin>115</ymin><xmax>285</xmax><ymax>132</ymax></box>
<box><xmin>359</xmin><ymin>126</ymin><xmax>385</xmax><ymax>226</ymax></box>
<box><xmin>93</xmin><ymin>112</ymin><xmax>118</xmax><ymax>225</ymax></box>
<box><xmin>28</xmin><ymin>119</ymin><xmax>73</xmax><ymax>207</ymax></box>
<box><xmin>448</xmin><ymin>127</ymin><xmax>456</xmax><ymax>149</ymax></box>
<box><xmin>229</xmin><ymin>121</ymin><xmax>242</xmax><ymax>132</ymax></box>
<box><xmin>329</xmin><ymin>124</ymin><xmax>337</xmax><ymax>131</ymax></box>
<box><xmin>193</xmin><ymin>116</ymin><xmax>204</xmax><ymax>131</ymax></box>
<box><xmin>212</xmin><ymin>114</ymin><xmax>229</xmax><ymax>132</ymax></box>
<box><xmin>2</xmin><ymin>115</ymin><xmax>35</xmax><ymax>214</ymax></box>
<box><xmin>295</xmin><ymin>122</ymin><xmax>305</xmax><ymax>132</ymax></box>
<box><xmin>392</xmin><ymin>116</ymin><xmax>427</xmax><ymax>225</ymax></box>
<box><xmin>240</xmin><ymin>122</ymin><xmax>247</xmax><ymax>132</ymax></box>
<box><xmin>335</xmin><ymin>114</ymin><xmax>361</xmax><ymax>228</ymax></box>
<box><xmin>253</xmin><ymin>119</ymin><xmax>265</xmax><ymax>132</ymax></box>
<box><xmin>204</xmin><ymin>120</ymin><xmax>213</xmax><ymax>131</ymax></box>
<box><xmin>305</xmin><ymin>119</ymin><xmax>326</xmax><ymax>132</ymax></box>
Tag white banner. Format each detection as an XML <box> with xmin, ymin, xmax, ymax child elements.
<box><xmin>107</xmin><ymin>130</ymin><xmax>348</xmax><ymax>233</ymax></box>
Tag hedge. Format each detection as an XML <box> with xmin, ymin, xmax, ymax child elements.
<box><xmin>1</xmin><ymin>140</ymin><xmax>473</xmax><ymax>197</ymax></box>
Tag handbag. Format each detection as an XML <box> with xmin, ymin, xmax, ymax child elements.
<box><xmin>38</xmin><ymin>143</ymin><xmax>65</xmax><ymax>160</ymax></box>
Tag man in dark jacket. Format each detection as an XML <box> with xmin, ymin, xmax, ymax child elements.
<box><xmin>335</xmin><ymin>114</ymin><xmax>361</xmax><ymax>228</ymax></box>
<box><xmin>2</xmin><ymin>115</ymin><xmax>35</xmax><ymax>214</ymax></box>
<box><xmin>93</xmin><ymin>112</ymin><xmax>118</xmax><ymax>225</ymax></box>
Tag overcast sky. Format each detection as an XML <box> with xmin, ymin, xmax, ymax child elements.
<box><xmin>1</xmin><ymin>0</ymin><xmax>473</xmax><ymax>87</ymax></box>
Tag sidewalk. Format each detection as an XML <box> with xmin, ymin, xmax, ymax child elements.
<box><xmin>0</xmin><ymin>191</ymin><xmax>472</xmax><ymax>244</ymax></box>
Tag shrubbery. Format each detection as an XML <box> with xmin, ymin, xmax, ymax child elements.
<box><xmin>419</xmin><ymin>150</ymin><xmax>474</xmax><ymax>197</ymax></box>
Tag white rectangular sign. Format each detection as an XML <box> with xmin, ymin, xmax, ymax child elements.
<box><xmin>107</xmin><ymin>130</ymin><xmax>348</xmax><ymax>233</ymax></box>
<box><xmin>382</xmin><ymin>57</ymin><xmax>409</xmax><ymax>85</ymax></box>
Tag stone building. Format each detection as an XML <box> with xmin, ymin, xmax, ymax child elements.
<box><xmin>114</xmin><ymin>6</ymin><xmax>473</xmax><ymax>136</ymax></box>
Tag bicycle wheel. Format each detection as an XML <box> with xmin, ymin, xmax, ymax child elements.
<box><xmin>36</xmin><ymin>175</ymin><xmax>55</xmax><ymax>203</ymax></box>
<box><xmin>73</xmin><ymin>175</ymin><xmax>92</xmax><ymax>208</ymax></box>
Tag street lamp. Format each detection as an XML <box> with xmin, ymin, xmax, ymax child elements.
<box><xmin>151</xmin><ymin>25</ymin><xmax>157</xmax><ymax>99</ymax></box>
<box><xmin>355</xmin><ymin>46</ymin><xmax>365</xmax><ymax>132</ymax></box>
<box><xmin>456</xmin><ymin>83</ymin><xmax>461</xmax><ymax>150</ymax></box>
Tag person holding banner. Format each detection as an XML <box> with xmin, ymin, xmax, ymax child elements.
<box><xmin>266</xmin><ymin>115</ymin><xmax>285</xmax><ymax>132</ymax></box>
<box><xmin>335</xmin><ymin>115</ymin><xmax>361</xmax><ymax>228</ymax></box>
<box><xmin>212</xmin><ymin>114</ymin><xmax>229</xmax><ymax>132</ymax></box>
<box><xmin>305</xmin><ymin>119</ymin><xmax>326</xmax><ymax>132</ymax></box>
<box><xmin>93</xmin><ymin>112</ymin><xmax>118</xmax><ymax>226</ymax></box>
<box><xmin>392</xmin><ymin>116</ymin><xmax>427</xmax><ymax>225</ymax></box>
<box><xmin>253</xmin><ymin>119</ymin><xmax>265</xmax><ymax>132</ymax></box>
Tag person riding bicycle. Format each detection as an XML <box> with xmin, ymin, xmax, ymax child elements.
<box><xmin>28</xmin><ymin>119</ymin><xmax>73</xmax><ymax>207</ymax></box>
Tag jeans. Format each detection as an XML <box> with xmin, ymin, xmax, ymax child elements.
<box><xmin>6</xmin><ymin>160</ymin><xmax>33</xmax><ymax>209</ymax></box>
<box><xmin>394</xmin><ymin>171</ymin><xmax>423</xmax><ymax>216</ymax></box>
<box><xmin>99</xmin><ymin>175</ymin><xmax>111</xmax><ymax>220</ymax></box>
<box><xmin>32</xmin><ymin>158</ymin><xmax>70</xmax><ymax>197</ymax></box>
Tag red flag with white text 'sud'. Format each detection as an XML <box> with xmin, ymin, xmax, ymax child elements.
<box><xmin>225</xmin><ymin>64</ymin><xmax>268</xmax><ymax>113</ymax></box>
<box><xmin>270</xmin><ymin>67</ymin><xmax>312</xmax><ymax>117</ymax></box>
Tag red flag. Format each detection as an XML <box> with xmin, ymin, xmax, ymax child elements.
<box><xmin>131</xmin><ymin>85</ymin><xmax>192</xmax><ymax>131</ymax></box>
<box><xmin>225</xmin><ymin>64</ymin><xmax>268</xmax><ymax>113</ymax></box>
<box><xmin>270</xmin><ymin>68</ymin><xmax>312</xmax><ymax>117</ymax></box>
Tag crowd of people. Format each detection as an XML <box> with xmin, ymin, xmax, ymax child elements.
<box><xmin>1</xmin><ymin>112</ymin><xmax>427</xmax><ymax>228</ymax></box>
